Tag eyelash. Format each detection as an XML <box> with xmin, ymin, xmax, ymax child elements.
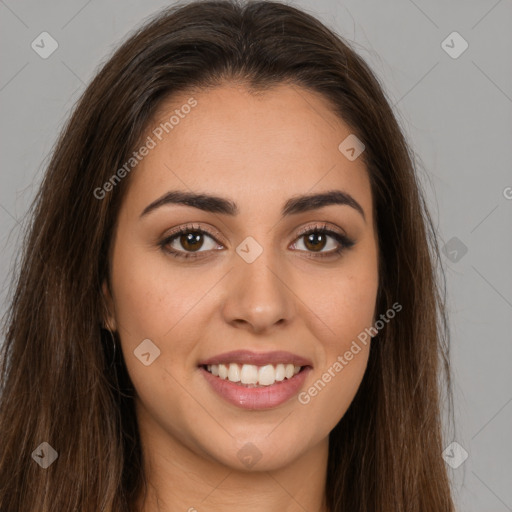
<box><xmin>159</xmin><ymin>222</ymin><xmax>355</xmax><ymax>261</ymax></box>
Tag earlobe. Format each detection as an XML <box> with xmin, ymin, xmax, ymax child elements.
<box><xmin>101</xmin><ymin>279</ymin><xmax>117</xmax><ymax>332</ymax></box>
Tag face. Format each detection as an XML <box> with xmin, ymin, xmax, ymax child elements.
<box><xmin>102</xmin><ymin>83</ymin><xmax>379</xmax><ymax>472</ymax></box>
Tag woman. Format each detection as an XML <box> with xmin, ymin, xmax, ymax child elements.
<box><xmin>0</xmin><ymin>1</ymin><xmax>456</xmax><ymax>510</ymax></box>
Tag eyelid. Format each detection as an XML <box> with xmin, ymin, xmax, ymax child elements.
<box><xmin>294</xmin><ymin>221</ymin><xmax>347</xmax><ymax>239</ymax></box>
<box><xmin>163</xmin><ymin>223</ymin><xmax>225</xmax><ymax>244</ymax></box>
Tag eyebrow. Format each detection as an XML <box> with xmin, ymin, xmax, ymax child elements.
<box><xmin>140</xmin><ymin>189</ymin><xmax>366</xmax><ymax>222</ymax></box>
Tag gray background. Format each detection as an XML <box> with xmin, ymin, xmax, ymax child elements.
<box><xmin>1</xmin><ymin>1</ymin><xmax>511</xmax><ymax>510</ymax></box>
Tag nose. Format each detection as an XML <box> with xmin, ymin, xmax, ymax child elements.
<box><xmin>221</xmin><ymin>246</ymin><xmax>296</xmax><ymax>335</ymax></box>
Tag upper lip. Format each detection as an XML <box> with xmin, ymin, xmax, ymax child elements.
<box><xmin>198</xmin><ymin>350</ymin><xmax>313</xmax><ymax>367</ymax></box>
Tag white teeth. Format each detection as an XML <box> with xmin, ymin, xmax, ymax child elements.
<box><xmin>218</xmin><ymin>364</ymin><xmax>228</xmax><ymax>380</ymax></box>
<box><xmin>275</xmin><ymin>363</ymin><xmax>285</xmax><ymax>381</ymax></box>
<box><xmin>258</xmin><ymin>364</ymin><xmax>276</xmax><ymax>386</ymax></box>
<box><xmin>240</xmin><ymin>364</ymin><xmax>258</xmax><ymax>385</ymax></box>
<box><xmin>206</xmin><ymin>363</ymin><xmax>303</xmax><ymax>386</ymax></box>
<box><xmin>228</xmin><ymin>363</ymin><xmax>240</xmax><ymax>382</ymax></box>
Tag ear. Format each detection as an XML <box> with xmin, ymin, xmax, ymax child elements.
<box><xmin>101</xmin><ymin>279</ymin><xmax>117</xmax><ymax>332</ymax></box>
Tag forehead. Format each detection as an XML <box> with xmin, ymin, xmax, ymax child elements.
<box><xmin>123</xmin><ymin>83</ymin><xmax>372</xmax><ymax>220</ymax></box>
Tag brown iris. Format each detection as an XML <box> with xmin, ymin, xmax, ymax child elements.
<box><xmin>303</xmin><ymin>232</ymin><xmax>327</xmax><ymax>252</ymax></box>
<box><xmin>180</xmin><ymin>232</ymin><xmax>204</xmax><ymax>252</ymax></box>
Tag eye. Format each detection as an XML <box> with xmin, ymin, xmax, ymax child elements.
<box><xmin>290</xmin><ymin>223</ymin><xmax>355</xmax><ymax>259</ymax></box>
<box><xmin>159</xmin><ymin>223</ymin><xmax>222</xmax><ymax>260</ymax></box>
<box><xmin>159</xmin><ymin>222</ymin><xmax>355</xmax><ymax>260</ymax></box>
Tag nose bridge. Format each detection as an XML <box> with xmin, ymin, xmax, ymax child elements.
<box><xmin>221</xmin><ymin>234</ymin><xmax>295</xmax><ymax>332</ymax></box>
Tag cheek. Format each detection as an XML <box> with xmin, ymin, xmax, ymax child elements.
<box><xmin>110</xmin><ymin>248</ymin><xmax>201</xmax><ymax>414</ymax></box>
<box><xmin>296</xmin><ymin>269</ymin><xmax>377</xmax><ymax>428</ymax></box>
<box><xmin>300</xmin><ymin>251</ymin><xmax>379</xmax><ymax>357</ymax></box>
<box><xmin>298</xmin><ymin>341</ymin><xmax>370</xmax><ymax>440</ymax></box>
<box><xmin>109</xmin><ymin>245</ymin><xmax>221</xmax><ymax>393</ymax></box>
<box><xmin>324</xmin><ymin>271</ymin><xmax>378</xmax><ymax>344</ymax></box>
<box><xmin>110</xmin><ymin>244</ymin><xmax>209</xmax><ymax>339</ymax></box>
<box><xmin>294</xmin><ymin>252</ymin><xmax>377</xmax><ymax>419</ymax></box>
<box><xmin>305</xmin><ymin>273</ymin><xmax>375</xmax><ymax>405</ymax></box>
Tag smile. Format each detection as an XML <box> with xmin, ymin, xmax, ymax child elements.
<box><xmin>199</xmin><ymin>366</ymin><xmax>312</xmax><ymax>410</ymax></box>
<box><xmin>203</xmin><ymin>363</ymin><xmax>303</xmax><ymax>387</ymax></box>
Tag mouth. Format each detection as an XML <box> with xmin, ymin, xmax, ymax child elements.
<box><xmin>200</xmin><ymin>362</ymin><xmax>308</xmax><ymax>387</ymax></box>
<box><xmin>197</xmin><ymin>350</ymin><xmax>313</xmax><ymax>410</ymax></box>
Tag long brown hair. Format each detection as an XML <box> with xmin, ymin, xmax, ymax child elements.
<box><xmin>0</xmin><ymin>1</ymin><xmax>455</xmax><ymax>510</ymax></box>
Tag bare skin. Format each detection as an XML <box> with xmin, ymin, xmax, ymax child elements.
<box><xmin>102</xmin><ymin>83</ymin><xmax>379</xmax><ymax>512</ymax></box>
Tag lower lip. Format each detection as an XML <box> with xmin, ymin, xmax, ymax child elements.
<box><xmin>199</xmin><ymin>366</ymin><xmax>311</xmax><ymax>410</ymax></box>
